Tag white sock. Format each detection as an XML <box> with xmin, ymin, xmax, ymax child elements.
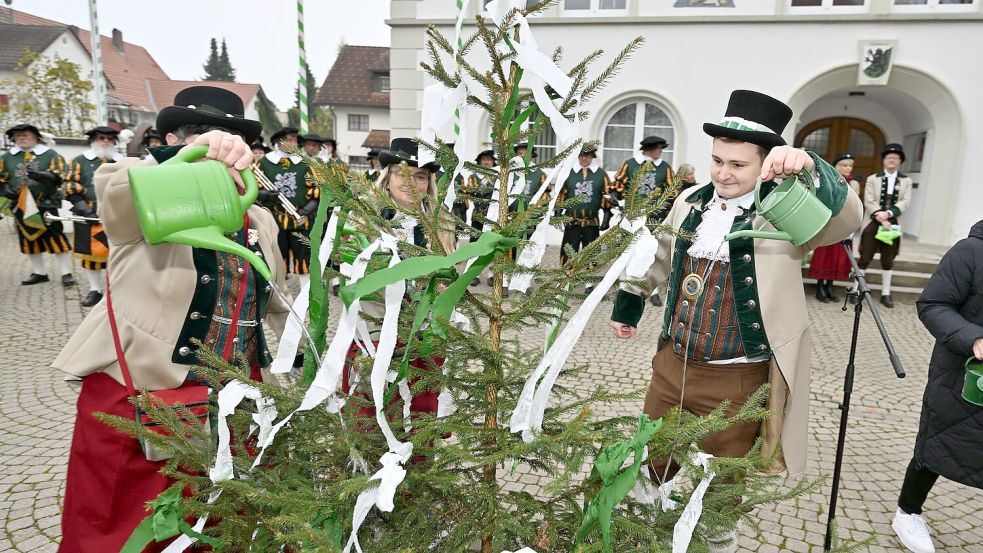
<box><xmin>331</xmin><ymin>276</ymin><xmax>340</xmax><ymax>286</ymax></box>
<box><xmin>881</xmin><ymin>270</ymin><xmax>893</xmax><ymax>297</ymax></box>
<box><xmin>55</xmin><ymin>252</ymin><xmax>73</xmax><ymax>276</ymax></box>
<box><xmin>28</xmin><ymin>254</ymin><xmax>46</xmax><ymax>275</ymax></box>
<box><xmin>298</xmin><ymin>274</ymin><xmax>310</xmax><ymax>288</ymax></box>
<box><xmin>85</xmin><ymin>269</ymin><xmax>105</xmax><ymax>292</ymax></box>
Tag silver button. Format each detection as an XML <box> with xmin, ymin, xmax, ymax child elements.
<box><xmin>744</xmin><ymin>277</ymin><xmax>753</xmax><ymax>285</ymax></box>
<box><xmin>178</xmin><ymin>346</ymin><xmax>191</xmax><ymax>356</ymax></box>
<box><xmin>714</xmin><ymin>285</ymin><xmax>721</xmax><ymax>292</ymax></box>
<box><xmin>190</xmin><ymin>311</ymin><xmax>202</xmax><ymax>320</ymax></box>
<box><xmin>265</xmin><ymin>284</ymin><xmax>272</xmax><ymax>292</ymax></box>
<box><xmin>742</xmin><ymin>254</ymin><xmax>751</xmax><ymax>262</ymax></box>
<box><xmin>678</xmin><ymin>322</ymin><xmax>685</xmax><ymax>329</ymax></box>
<box><xmin>702</xmin><ymin>356</ymin><xmax>710</xmax><ymax>362</ymax></box>
<box><xmin>201</xmin><ymin>275</ymin><xmax>212</xmax><ymax>284</ymax></box>
<box><xmin>709</xmin><ymin>309</ymin><xmax>716</xmax><ymax>315</ymax></box>
<box><xmin>751</xmin><ymin>322</ymin><xmax>761</xmax><ymax>330</ymax></box>
<box><xmin>217</xmin><ymin>264</ymin><xmax>224</xmax><ymax>272</ymax></box>
<box><xmin>233</xmin><ymin>337</ymin><xmax>240</xmax><ymax>344</ymax></box>
<box><xmin>757</xmin><ymin>344</ymin><xmax>767</xmax><ymax>351</ymax></box>
<box><xmin>264</xmin><ymin>350</ymin><xmax>270</xmax><ymax>357</ymax></box>
<box><xmin>704</xmin><ymin>332</ymin><xmax>711</xmax><ymax>338</ymax></box>
<box><xmin>675</xmin><ymin>343</ymin><xmax>682</xmax><ymax>349</ymax></box>
<box><xmin>256</xmin><ymin>250</ymin><xmax>263</xmax><ymax>257</ymax></box>
<box><xmin>747</xmin><ymin>300</ymin><xmax>756</xmax><ymax>308</ymax></box>
<box><xmin>682</xmin><ymin>300</ymin><xmax>689</xmax><ymax>308</ymax></box>
<box><xmin>237</xmin><ymin>267</ymin><xmax>245</xmax><ymax>275</ymax></box>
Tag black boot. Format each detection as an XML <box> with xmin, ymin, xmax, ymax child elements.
<box><xmin>880</xmin><ymin>295</ymin><xmax>894</xmax><ymax>309</ymax></box>
<box><xmin>650</xmin><ymin>293</ymin><xmax>663</xmax><ymax>307</ymax></box>
<box><xmin>815</xmin><ymin>281</ymin><xmax>829</xmax><ymax>303</ymax></box>
<box><xmin>61</xmin><ymin>274</ymin><xmax>76</xmax><ymax>287</ymax></box>
<box><xmin>21</xmin><ymin>273</ymin><xmax>50</xmax><ymax>285</ymax></box>
<box><xmin>824</xmin><ymin>281</ymin><xmax>839</xmax><ymax>302</ymax></box>
<box><xmin>81</xmin><ymin>290</ymin><xmax>103</xmax><ymax>307</ymax></box>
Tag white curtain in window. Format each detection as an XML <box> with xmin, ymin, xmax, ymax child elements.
<box><xmin>602</xmin><ymin>100</ymin><xmax>675</xmax><ymax>170</ymax></box>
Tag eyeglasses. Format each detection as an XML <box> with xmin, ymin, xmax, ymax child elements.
<box><xmin>410</xmin><ymin>173</ymin><xmax>431</xmax><ymax>185</ymax></box>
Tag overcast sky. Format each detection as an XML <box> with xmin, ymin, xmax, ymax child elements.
<box><xmin>12</xmin><ymin>0</ymin><xmax>391</xmax><ymax>109</ymax></box>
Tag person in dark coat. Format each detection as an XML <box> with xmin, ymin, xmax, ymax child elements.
<box><xmin>891</xmin><ymin>219</ymin><xmax>983</xmax><ymax>553</ymax></box>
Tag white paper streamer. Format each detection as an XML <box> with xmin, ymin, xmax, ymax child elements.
<box><xmin>343</xmin><ymin>451</ymin><xmax>410</xmax><ymax>553</ymax></box>
<box><xmin>672</xmin><ymin>453</ymin><xmax>716</xmax><ymax>553</ymax></box>
<box><xmin>271</xmin><ymin>210</ymin><xmax>340</xmax><ymax>374</ymax></box>
<box><xmin>209</xmin><ymin>380</ymin><xmax>277</xmax><ymax>483</ymax></box>
<box><xmin>509</xmin><ymin>217</ymin><xmax>657</xmax><ymax>440</ymax></box>
<box><xmin>251</xmin><ymin>239</ymin><xmax>383</xmax><ymax>468</ymax></box>
<box><xmin>437</xmin><ymin>310</ymin><xmax>470</xmax><ymax>417</ymax></box>
<box><xmin>502</xmin><ymin>549</ymin><xmax>538</xmax><ymax>553</ymax></box>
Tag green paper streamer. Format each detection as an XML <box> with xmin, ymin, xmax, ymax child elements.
<box><xmin>300</xmin><ymin>193</ymin><xmax>339</xmax><ymax>388</ymax></box>
<box><xmin>574</xmin><ymin>414</ymin><xmax>664</xmax><ymax>552</ymax></box>
<box><xmin>120</xmin><ymin>487</ymin><xmax>222</xmax><ymax>553</ymax></box>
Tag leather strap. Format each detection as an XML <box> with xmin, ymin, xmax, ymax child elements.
<box><xmin>105</xmin><ymin>274</ymin><xmax>137</xmax><ymax>397</ymax></box>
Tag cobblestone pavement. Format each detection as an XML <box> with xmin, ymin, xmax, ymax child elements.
<box><xmin>1</xmin><ymin>225</ymin><xmax>981</xmax><ymax>552</ymax></box>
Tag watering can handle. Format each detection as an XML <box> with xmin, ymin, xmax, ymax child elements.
<box><xmin>162</xmin><ymin>145</ymin><xmax>259</xmax><ymax>211</ymax></box>
<box><xmin>753</xmin><ymin>168</ymin><xmax>816</xmax><ymax>213</ymax></box>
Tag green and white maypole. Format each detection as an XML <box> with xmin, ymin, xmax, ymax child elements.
<box><xmin>297</xmin><ymin>0</ymin><xmax>309</xmax><ymax>134</ymax></box>
<box><xmin>87</xmin><ymin>0</ymin><xmax>108</xmax><ymax>125</ymax></box>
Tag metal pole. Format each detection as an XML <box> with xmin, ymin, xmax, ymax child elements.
<box><xmin>297</xmin><ymin>0</ymin><xmax>309</xmax><ymax>134</ymax></box>
<box><xmin>87</xmin><ymin>0</ymin><xmax>108</xmax><ymax>125</ymax></box>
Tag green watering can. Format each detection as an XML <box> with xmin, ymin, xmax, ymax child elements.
<box><xmin>725</xmin><ymin>169</ymin><xmax>831</xmax><ymax>246</ymax></box>
<box><xmin>962</xmin><ymin>358</ymin><xmax>983</xmax><ymax>406</ymax></box>
<box><xmin>128</xmin><ymin>145</ymin><xmax>272</xmax><ymax>281</ymax></box>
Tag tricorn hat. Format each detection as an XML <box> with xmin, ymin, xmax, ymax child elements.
<box><xmin>85</xmin><ymin>126</ymin><xmax>120</xmax><ymax>142</ymax></box>
<box><xmin>5</xmin><ymin>123</ymin><xmax>43</xmax><ymax>142</ymax></box>
<box><xmin>156</xmin><ymin>85</ymin><xmax>262</xmax><ymax>142</ymax></box>
<box><xmin>270</xmin><ymin>127</ymin><xmax>300</xmax><ymax>145</ymax></box>
<box><xmin>881</xmin><ymin>143</ymin><xmax>906</xmax><ymax>162</ymax></box>
<box><xmin>475</xmin><ymin>149</ymin><xmax>497</xmax><ymax>164</ymax></box>
<box><xmin>703</xmin><ymin>90</ymin><xmax>792</xmax><ymax>151</ymax></box>
<box><xmin>378</xmin><ymin>137</ymin><xmax>440</xmax><ymax>171</ymax></box>
<box><xmin>832</xmin><ymin>152</ymin><xmax>854</xmax><ymax>166</ymax></box>
<box><xmin>639</xmin><ymin>136</ymin><xmax>668</xmax><ymax>150</ymax></box>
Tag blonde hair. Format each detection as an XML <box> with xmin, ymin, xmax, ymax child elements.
<box><xmin>377</xmin><ymin>164</ymin><xmax>456</xmax><ymax>254</ymax></box>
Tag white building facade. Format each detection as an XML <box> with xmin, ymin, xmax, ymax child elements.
<box><xmin>389</xmin><ymin>0</ymin><xmax>983</xmax><ymax>247</ymax></box>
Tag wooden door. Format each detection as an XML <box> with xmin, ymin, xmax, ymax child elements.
<box><xmin>794</xmin><ymin>117</ymin><xmax>886</xmax><ymax>198</ymax></box>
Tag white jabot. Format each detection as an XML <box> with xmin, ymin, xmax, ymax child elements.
<box><xmin>633</xmin><ymin>152</ymin><xmax>663</xmax><ymax>166</ymax></box>
<box><xmin>265</xmin><ymin>149</ymin><xmax>303</xmax><ymax>165</ymax></box>
<box><xmin>9</xmin><ymin>144</ymin><xmax>51</xmax><ymax>156</ymax></box>
<box><xmin>82</xmin><ymin>149</ymin><xmax>123</xmax><ymax>161</ymax></box>
<box><xmin>686</xmin><ymin>189</ymin><xmax>755</xmax><ymax>261</ymax></box>
<box><xmin>885</xmin><ymin>171</ymin><xmax>898</xmax><ymax>196</ymax></box>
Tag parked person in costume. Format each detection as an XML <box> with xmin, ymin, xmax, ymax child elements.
<box><xmin>64</xmin><ymin>126</ymin><xmax>123</xmax><ymax>306</ymax></box>
<box><xmin>365</xmin><ymin>149</ymin><xmax>382</xmax><ymax>184</ymax></box>
<box><xmin>890</xmin><ymin>219</ymin><xmax>983</xmax><ymax>553</ymax></box>
<box><xmin>323</xmin><ymin>138</ymin><xmax>348</xmax><ymax>169</ymax></box>
<box><xmin>858</xmin><ymin>143</ymin><xmax>912</xmax><ymax>309</ymax></box>
<box><xmin>342</xmin><ymin>137</ymin><xmax>456</xmax><ymax>420</ymax></box>
<box><xmin>0</xmin><ymin>123</ymin><xmax>74</xmax><ymax>286</ymax></box>
<box><xmin>52</xmin><ymin>85</ymin><xmax>292</xmax><ymax>553</ymax></box>
<box><xmin>257</xmin><ymin>126</ymin><xmax>319</xmax><ymax>286</ymax></box>
<box><xmin>808</xmin><ymin>153</ymin><xmax>862</xmax><ymax>303</ymax></box>
<box><xmin>139</xmin><ymin>128</ymin><xmax>164</xmax><ymax>159</ymax></box>
<box><xmin>609</xmin><ymin>90</ymin><xmax>862</xmax><ymax>552</ymax></box>
<box><xmin>510</xmin><ymin>142</ymin><xmax>547</xmax><ymax>213</ymax></box>
<box><xmin>302</xmin><ymin>133</ymin><xmax>328</xmax><ymax>159</ymax></box>
<box><xmin>250</xmin><ymin>140</ymin><xmax>270</xmax><ymax>163</ymax></box>
<box><xmin>556</xmin><ymin>145</ymin><xmax>614</xmax><ymax>281</ymax></box>
<box><xmin>464</xmin><ymin>149</ymin><xmax>497</xmax><ymax>286</ymax></box>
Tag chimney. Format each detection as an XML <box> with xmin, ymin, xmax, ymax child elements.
<box><xmin>111</xmin><ymin>28</ymin><xmax>123</xmax><ymax>53</ymax></box>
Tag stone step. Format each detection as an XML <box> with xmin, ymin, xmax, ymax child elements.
<box><xmin>801</xmin><ymin>266</ymin><xmax>930</xmax><ymax>289</ymax></box>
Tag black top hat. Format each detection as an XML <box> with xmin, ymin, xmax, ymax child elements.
<box><xmin>378</xmin><ymin>138</ymin><xmax>439</xmax><ymax>171</ymax></box>
<box><xmin>580</xmin><ymin>144</ymin><xmax>598</xmax><ymax>156</ymax></box>
<box><xmin>703</xmin><ymin>90</ymin><xmax>792</xmax><ymax>151</ymax></box>
<box><xmin>156</xmin><ymin>86</ymin><xmax>262</xmax><ymax>142</ymax></box>
<box><xmin>832</xmin><ymin>152</ymin><xmax>854</xmax><ymax>166</ymax></box>
<box><xmin>270</xmin><ymin>127</ymin><xmax>300</xmax><ymax>145</ymax></box>
<box><xmin>639</xmin><ymin>136</ymin><xmax>669</xmax><ymax>150</ymax></box>
<box><xmin>881</xmin><ymin>143</ymin><xmax>906</xmax><ymax>162</ymax></box>
<box><xmin>249</xmin><ymin>140</ymin><xmax>271</xmax><ymax>153</ymax></box>
<box><xmin>85</xmin><ymin>126</ymin><xmax>120</xmax><ymax>142</ymax></box>
<box><xmin>475</xmin><ymin>149</ymin><xmax>496</xmax><ymax>164</ymax></box>
<box><xmin>5</xmin><ymin>124</ymin><xmax>43</xmax><ymax>142</ymax></box>
<box><xmin>301</xmin><ymin>133</ymin><xmax>327</xmax><ymax>144</ymax></box>
<box><xmin>367</xmin><ymin>149</ymin><xmax>380</xmax><ymax>158</ymax></box>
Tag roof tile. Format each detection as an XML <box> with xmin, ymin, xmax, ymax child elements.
<box><xmin>315</xmin><ymin>45</ymin><xmax>390</xmax><ymax>108</ymax></box>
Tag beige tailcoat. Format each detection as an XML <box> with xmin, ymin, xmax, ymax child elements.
<box><xmin>52</xmin><ymin>157</ymin><xmax>291</xmax><ymax>391</ymax></box>
<box><xmin>625</xmin><ymin>183</ymin><xmax>863</xmax><ymax>476</ymax></box>
<box><xmin>863</xmin><ymin>173</ymin><xmax>913</xmax><ymax>223</ymax></box>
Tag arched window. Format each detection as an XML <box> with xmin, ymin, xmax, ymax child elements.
<box><xmin>602</xmin><ymin>100</ymin><xmax>675</xmax><ymax>171</ymax></box>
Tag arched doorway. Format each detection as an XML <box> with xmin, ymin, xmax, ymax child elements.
<box><xmin>794</xmin><ymin>117</ymin><xmax>885</xmax><ymax>198</ymax></box>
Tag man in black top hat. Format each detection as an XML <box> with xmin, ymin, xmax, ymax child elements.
<box><xmin>610</xmin><ymin>90</ymin><xmax>862</xmax><ymax>550</ymax></box>
<box><xmin>64</xmin><ymin>126</ymin><xmax>123</xmax><ymax>306</ymax></box>
<box><xmin>0</xmin><ymin>123</ymin><xmax>74</xmax><ymax>286</ymax></box>
<box><xmin>257</xmin><ymin>126</ymin><xmax>319</xmax><ymax>286</ymax></box>
<box><xmin>858</xmin><ymin>143</ymin><xmax>912</xmax><ymax>308</ymax></box>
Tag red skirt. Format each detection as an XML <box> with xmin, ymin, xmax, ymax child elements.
<box><xmin>341</xmin><ymin>341</ymin><xmax>441</xmax><ymax>419</ymax></box>
<box><xmin>59</xmin><ymin>373</ymin><xmax>177</xmax><ymax>553</ymax></box>
<box><xmin>808</xmin><ymin>243</ymin><xmax>853</xmax><ymax>281</ymax></box>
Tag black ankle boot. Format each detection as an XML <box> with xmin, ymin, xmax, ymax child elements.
<box><xmin>824</xmin><ymin>281</ymin><xmax>839</xmax><ymax>302</ymax></box>
<box><xmin>815</xmin><ymin>281</ymin><xmax>829</xmax><ymax>303</ymax></box>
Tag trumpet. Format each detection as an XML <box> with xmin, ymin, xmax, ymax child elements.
<box><xmin>250</xmin><ymin>163</ymin><xmax>306</xmax><ymax>223</ymax></box>
<box><xmin>44</xmin><ymin>212</ymin><xmax>101</xmax><ymax>224</ymax></box>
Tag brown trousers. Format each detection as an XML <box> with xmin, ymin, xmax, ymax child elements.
<box><xmin>644</xmin><ymin>343</ymin><xmax>769</xmax><ymax>480</ymax></box>
<box><xmin>858</xmin><ymin>220</ymin><xmax>900</xmax><ymax>270</ymax></box>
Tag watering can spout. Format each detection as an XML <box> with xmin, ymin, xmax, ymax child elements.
<box><xmin>725</xmin><ymin>229</ymin><xmax>792</xmax><ymax>242</ymax></box>
<box><xmin>163</xmin><ymin>228</ymin><xmax>272</xmax><ymax>282</ymax></box>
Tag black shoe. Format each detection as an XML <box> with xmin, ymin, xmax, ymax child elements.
<box><xmin>81</xmin><ymin>290</ymin><xmax>103</xmax><ymax>307</ymax></box>
<box><xmin>815</xmin><ymin>282</ymin><xmax>829</xmax><ymax>303</ymax></box>
<box><xmin>824</xmin><ymin>282</ymin><xmax>839</xmax><ymax>302</ymax></box>
<box><xmin>470</xmin><ymin>278</ymin><xmax>479</xmax><ymax>287</ymax></box>
<box><xmin>880</xmin><ymin>295</ymin><xmax>894</xmax><ymax>309</ymax></box>
<box><xmin>650</xmin><ymin>293</ymin><xmax>663</xmax><ymax>307</ymax></box>
<box><xmin>585</xmin><ymin>286</ymin><xmax>595</xmax><ymax>296</ymax></box>
<box><xmin>21</xmin><ymin>273</ymin><xmax>49</xmax><ymax>285</ymax></box>
<box><xmin>61</xmin><ymin>274</ymin><xmax>76</xmax><ymax>287</ymax></box>
<box><xmin>487</xmin><ymin>276</ymin><xmax>493</xmax><ymax>287</ymax></box>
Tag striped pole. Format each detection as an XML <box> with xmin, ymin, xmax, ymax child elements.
<box><xmin>452</xmin><ymin>0</ymin><xmax>467</xmax><ymax>139</ymax></box>
<box><xmin>297</xmin><ymin>0</ymin><xmax>309</xmax><ymax>134</ymax></box>
<box><xmin>87</xmin><ymin>0</ymin><xmax>108</xmax><ymax>125</ymax></box>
